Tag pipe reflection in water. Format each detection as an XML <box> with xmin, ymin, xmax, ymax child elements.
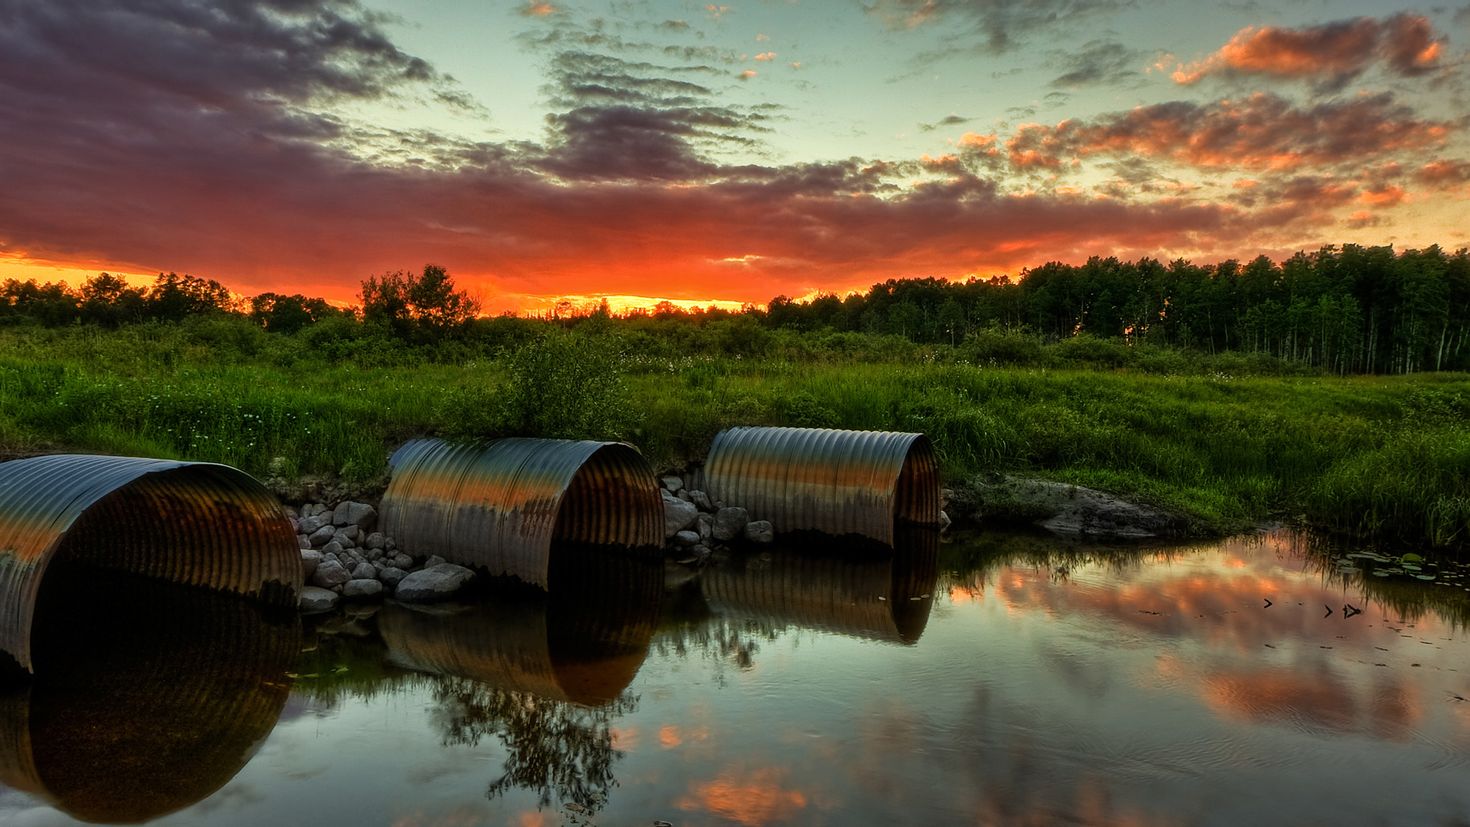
<box><xmin>0</xmin><ymin>561</ymin><xmax>298</xmax><ymax>824</ymax></box>
<box><xmin>700</xmin><ymin>529</ymin><xmax>940</xmax><ymax>645</ymax></box>
<box><xmin>378</xmin><ymin>544</ymin><xmax>664</xmax><ymax>815</ymax></box>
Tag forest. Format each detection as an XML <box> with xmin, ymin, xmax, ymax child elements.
<box><xmin>3</xmin><ymin>243</ymin><xmax>1469</xmax><ymax>374</ymax></box>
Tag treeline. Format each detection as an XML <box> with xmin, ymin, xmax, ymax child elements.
<box><xmin>765</xmin><ymin>245</ymin><xmax>1470</xmax><ymax>374</ymax></box>
<box><xmin>3</xmin><ymin>245</ymin><xmax>1468</xmax><ymax>373</ymax></box>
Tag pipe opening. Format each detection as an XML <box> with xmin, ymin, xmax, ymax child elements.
<box><xmin>894</xmin><ymin>436</ymin><xmax>941</xmax><ymax>527</ymax></box>
<box><xmin>551</xmin><ymin>445</ymin><xmax>663</xmax><ymax>550</ymax></box>
<box><xmin>47</xmin><ymin>466</ymin><xmax>300</xmax><ymax>607</ymax></box>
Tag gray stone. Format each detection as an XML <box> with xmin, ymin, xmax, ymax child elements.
<box><xmin>322</xmin><ymin>552</ymin><xmax>339</xmax><ymax>564</ymax></box>
<box><xmin>949</xmin><ymin>474</ymin><xmax>1186</xmax><ymax>539</ymax></box>
<box><xmin>336</xmin><ymin>525</ymin><xmax>361</xmax><ymax>544</ymax></box>
<box><xmin>743</xmin><ymin>520</ymin><xmax>775</xmax><ymax>543</ymax></box>
<box><xmin>299</xmin><ymin>586</ymin><xmax>339</xmax><ymax>613</ymax></box>
<box><xmin>350</xmin><ymin>561</ymin><xmax>377</xmax><ymax>580</ymax></box>
<box><xmin>395</xmin><ymin>564</ymin><xmax>475</xmax><ymax>603</ymax></box>
<box><xmin>364</xmin><ymin>548</ymin><xmax>384</xmax><ymax>562</ymax></box>
<box><xmin>282</xmin><ymin>506</ymin><xmax>299</xmax><ymax>520</ymax></box>
<box><xmin>308</xmin><ymin>524</ymin><xmax>336</xmax><ymax>548</ymax></box>
<box><xmin>687</xmin><ymin>489</ymin><xmax>712</xmax><ymax>511</ymax></box>
<box><xmin>379</xmin><ymin>567</ymin><xmax>409</xmax><ymax>588</ymax></box>
<box><xmin>333</xmin><ymin>501</ymin><xmax>378</xmax><ymax>530</ymax></box>
<box><xmin>364</xmin><ymin>531</ymin><xmax>387</xmax><ymax>550</ymax></box>
<box><xmin>697</xmin><ymin>513</ymin><xmax>713</xmax><ymax>541</ymax></box>
<box><xmin>674</xmin><ymin>530</ymin><xmax>701</xmax><ymax>546</ymax></box>
<box><xmin>676</xmin><ymin>489</ymin><xmax>693</xmax><ymax>502</ymax></box>
<box><xmin>663</xmin><ymin>495</ymin><xmax>699</xmax><ymax>538</ymax></box>
<box><xmin>660</xmin><ymin>475</ymin><xmax>684</xmax><ymax>493</ymax></box>
<box><xmin>385</xmin><ymin>536</ymin><xmax>397</xmax><ymax>551</ymax></box>
<box><xmin>424</xmin><ymin>555</ymin><xmax>447</xmax><ymax>569</ymax></box>
<box><xmin>343</xmin><ymin>578</ymin><xmax>384</xmax><ymax>599</ymax></box>
<box><xmin>712</xmin><ymin>506</ymin><xmax>750</xmax><ymax>541</ymax></box>
<box><xmin>298</xmin><ymin>515</ymin><xmax>326</xmax><ymax>535</ymax></box>
<box><xmin>311</xmin><ymin>559</ymin><xmax>351</xmax><ymax>588</ymax></box>
<box><xmin>390</xmin><ymin>553</ymin><xmax>414</xmax><ymax>570</ymax></box>
<box><xmin>322</xmin><ymin>540</ymin><xmax>344</xmax><ymax>557</ymax></box>
<box><xmin>297</xmin><ymin>534</ymin><xmax>311</xmax><ymax>550</ymax></box>
<box><xmin>301</xmin><ymin>549</ymin><xmax>323</xmax><ymax>579</ymax></box>
<box><xmin>287</xmin><ymin>517</ymin><xmax>299</xmax><ymax>533</ymax></box>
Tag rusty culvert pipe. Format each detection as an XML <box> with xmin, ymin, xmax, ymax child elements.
<box><xmin>379</xmin><ymin>438</ymin><xmax>664</xmax><ymax>589</ymax></box>
<box><xmin>0</xmin><ymin>455</ymin><xmax>304</xmax><ymax>676</ymax></box>
<box><xmin>702</xmin><ymin>426</ymin><xmax>941</xmax><ymax>545</ymax></box>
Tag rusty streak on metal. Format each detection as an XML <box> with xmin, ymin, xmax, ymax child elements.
<box><xmin>702</xmin><ymin>426</ymin><xmax>941</xmax><ymax>545</ymax></box>
<box><xmin>379</xmin><ymin>438</ymin><xmax>664</xmax><ymax>589</ymax></box>
<box><xmin>0</xmin><ymin>455</ymin><xmax>303</xmax><ymax>675</ymax></box>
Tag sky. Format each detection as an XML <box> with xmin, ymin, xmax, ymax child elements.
<box><xmin>1</xmin><ymin>0</ymin><xmax>1468</xmax><ymax>314</ymax></box>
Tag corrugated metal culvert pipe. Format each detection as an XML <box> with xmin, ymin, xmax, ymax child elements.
<box><xmin>702</xmin><ymin>426</ymin><xmax>942</xmax><ymax>545</ymax></box>
<box><xmin>379</xmin><ymin>438</ymin><xmax>664</xmax><ymax>589</ymax></box>
<box><xmin>0</xmin><ymin>454</ymin><xmax>304</xmax><ymax>676</ymax></box>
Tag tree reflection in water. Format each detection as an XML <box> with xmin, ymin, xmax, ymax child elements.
<box><xmin>432</xmin><ymin>678</ymin><xmax>637</xmax><ymax>814</ymax></box>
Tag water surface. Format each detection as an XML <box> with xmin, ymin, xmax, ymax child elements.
<box><xmin>3</xmin><ymin>530</ymin><xmax>1468</xmax><ymax>826</ymax></box>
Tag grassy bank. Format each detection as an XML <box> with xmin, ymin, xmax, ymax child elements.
<box><xmin>0</xmin><ymin>321</ymin><xmax>1466</xmax><ymax>549</ymax></box>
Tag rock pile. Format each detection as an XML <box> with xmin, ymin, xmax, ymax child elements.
<box><xmin>287</xmin><ymin>500</ymin><xmax>476</xmax><ymax>613</ymax></box>
<box><xmin>659</xmin><ymin>473</ymin><xmax>774</xmax><ymax>561</ymax></box>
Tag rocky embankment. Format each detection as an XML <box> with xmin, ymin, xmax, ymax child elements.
<box><xmin>288</xmin><ymin>500</ymin><xmax>475</xmax><ymax>613</ymax></box>
<box><xmin>657</xmin><ymin>473</ymin><xmax>775</xmax><ymax>562</ymax></box>
<box><xmin>946</xmin><ymin>474</ymin><xmax>1188</xmax><ymax>539</ymax></box>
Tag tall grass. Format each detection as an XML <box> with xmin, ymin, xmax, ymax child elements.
<box><xmin>1</xmin><ymin>322</ymin><xmax>1466</xmax><ymax>549</ymax></box>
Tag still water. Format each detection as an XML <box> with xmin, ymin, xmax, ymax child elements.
<box><xmin>3</xmin><ymin>529</ymin><xmax>1469</xmax><ymax>826</ymax></box>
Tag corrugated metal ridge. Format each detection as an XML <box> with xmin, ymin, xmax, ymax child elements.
<box><xmin>380</xmin><ymin>438</ymin><xmax>664</xmax><ymax>588</ymax></box>
<box><xmin>0</xmin><ymin>455</ymin><xmax>303</xmax><ymax>674</ymax></box>
<box><xmin>703</xmin><ymin>426</ymin><xmax>941</xmax><ymax>545</ymax></box>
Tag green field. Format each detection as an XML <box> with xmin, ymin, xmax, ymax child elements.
<box><xmin>1</xmin><ymin>319</ymin><xmax>1466</xmax><ymax>550</ymax></box>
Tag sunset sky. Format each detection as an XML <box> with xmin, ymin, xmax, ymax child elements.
<box><xmin>2</xmin><ymin>0</ymin><xmax>1468</xmax><ymax>313</ymax></box>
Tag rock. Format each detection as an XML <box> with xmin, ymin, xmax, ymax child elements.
<box><xmin>364</xmin><ymin>531</ymin><xmax>387</xmax><ymax>550</ymax></box>
<box><xmin>939</xmin><ymin>510</ymin><xmax>952</xmax><ymax>531</ymax></box>
<box><xmin>282</xmin><ymin>506</ymin><xmax>299</xmax><ymax>520</ymax></box>
<box><xmin>334</xmin><ymin>530</ymin><xmax>357</xmax><ymax>549</ymax></box>
<box><xmin>333</xmin><ymin>501</ymin><xmax>377</xmax><ymax>530</ymax></box>
<box><xmin>297</xmin><ymin>534</ymin><xmax>311</xmax><ymax>550</ymax></box>
<box><xmin>301</xmin><ymin>549</ymin><xmax>323</xmax><ymax>579</ymax></box>
<box><xmin>311</xmin><ymin>559</ymin><xmax>351</xmax><ymax>588</ymax></box>
<box><xmin>322</xmin><ymin>540</ymin><xmax>344</xmax><ymax>557</ymax></box>
<box><xmin>308</xmin><ymin>524</ymin><xmax>336</xmax><ymax>548</ymax></box>
<box><xmin>299</xmin><ymin>586</ymin><xmax>339</xmax><ymax>613</ymax></box>
<box><xmin>687</xmin><ymin>489</ymin><xmax>712</xmax><ymax>511</ymax></box>
<box><xmin>395</xmin><ymin>564</ymin><xmax>475</xmax><ymax>603</ymax></box>
<box><xmin>385</xmin><ymin>536</ymin><xmax>397</xmax><ymax>552</ymax></box>
<box><xmin>663</xmin><ymin>495</ymin><xmax>699</xmax><ymax>538</ymax></box>
<box><xmin>350</xmin><ymin>561</ymin><xmax>377</xmax><ymax>580</ymax></box>
<box><xmin>712</xmin><ymin>506</ymin><xmax>749</xmax><ymax>542</ymax></box>
<box><xmin>390</xmin><ymin>553</ymin><xmax>414</xmax><ymax>570</ymax></box>
<box><xmin>378</xmin><ymin>567</ymin><xmax>409</xmax><ymax>588</ymax></box>
<box><xmin>424</xmin><ymin>555</ymin><xmax>447</xmax><ymax>569</ymax></box>
<box><xmin>674</xmin><ymin>530</ymin><xmax>701</xmax><ymax>546</ymax></box>
<box><xmin>336</xmin><ymin>525</ymin><xmax>361</xmax><ymax>543</ymax></box>
<box><xmin>691</xmin><ymin>544</ymin><xmax>712</xmax><ymax>560</ymax></box>
<box><xmin>697</xmin><ymin>513</ymin><xmax>713</xmax><ymax>541</ymax></box>
<box><xmin>951</xmin><ymin>474</ymin><xmax>1187</xmax><ymax>539</ymax></box>
<box><xmin>660</xmin><ymin>475</ymin><xmax>684</xmax><ymax>493</ymax></box>
<box><xmin>743</xmin><ymin>520</ymin><xmax>775</xmax><ymax>543</ymax></box>
<box><xmin>322</xmin><ymin>552</ymin><xmax>339</xmax><ymax>564</ymax></box>
<box><xmin>343</xmin><ymin>578</ymin><xmax>384</xmax><ymax>599</ymax></box>
<box><xmin>364</xmin><ymin>548</ymin><xmax>384</xmax><ymax>562</ymax></box>
<box><xmin>298</xmin><ymin>515</ymin><xmax>326</xmax><ymax>535</ymax></box>
<box><xmin>676</xmin><ymin>489</ymin><xmax>693</xmax><ymax>502</ymax></box>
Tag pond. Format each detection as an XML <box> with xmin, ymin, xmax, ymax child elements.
<box><xmin>2</xmin><ymin>529</ymin><xmax>1468</xmax><ymax>826</ymax></box>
